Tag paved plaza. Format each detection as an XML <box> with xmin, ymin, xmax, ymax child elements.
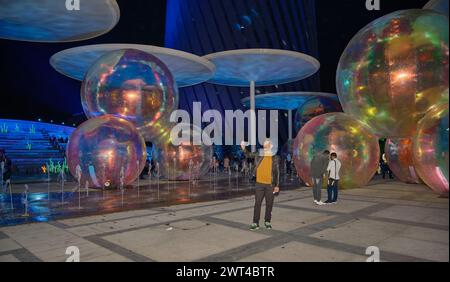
<box><xmin>0</xmin><ymin>180</ymin><xmax>448</xmax><ymax>262</ymax></box>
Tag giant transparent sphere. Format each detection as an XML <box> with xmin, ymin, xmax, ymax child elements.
<box><xmin>294</xmin><ymin>97</ymin><xmax>342</xmax><ymax>132</ymax></box>
<box><xmin>81</xmin><ymin>48</ymin><xmax>179</xmax><ymax>140</ymax></box>
<box><xmin>152</xmin><ymin>124</ymin><xmax>213</xmax><ymax>180</ymax></box>
<box><xmin>66</xmin><ymin>115</ymin><xmax>147</xmax><ymax>188</ymax></box>
<box><xmin>293</xmin><ymin>113</ymin><xmax>380</xmax><ymax>189</ymax></box>
<box><xmin>336</xmin><ymin>9</ymin><xmax>449</xmax><ymax>137</ymax></box>
<box><xmin>413</xmin><ymin>103</ymin><xmax>449</xmax><ymax>196</ymax></box>
<box><xmin>385</xmin><ymin>138</ymin><xmax>421</xmax><ymax>184</ymax></box>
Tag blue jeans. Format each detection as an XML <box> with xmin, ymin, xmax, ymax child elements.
<box><xmin>327</xmin><ymin>179</ymin><xmax>339</xmax><ymax>202</ymax></box>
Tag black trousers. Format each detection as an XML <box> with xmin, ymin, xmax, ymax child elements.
<box><xmin>253</xmin><ymin>185</ymin><xmax>275</xmax><ymax>224</ymax></box>
<box><xmin>286</xmin><ymin>161</ymin><xmax>292</xmax><ymax>174</ymax></box>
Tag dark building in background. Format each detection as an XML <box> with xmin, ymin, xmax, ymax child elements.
<box><xmin>164</xmin><ymin>0</ymin><xmax>320</xmax><ymax>144</ymax></box>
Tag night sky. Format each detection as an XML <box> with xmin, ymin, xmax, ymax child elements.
<box><xmin>0</xmin><ymin>0</ymin><xmax>429</xmax><ymax>125</ymax></box>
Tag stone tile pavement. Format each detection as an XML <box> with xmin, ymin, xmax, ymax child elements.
<box><xmin>0</xmin><ymin>181</ymin><xmax>448</xmax><ymax>262</ymax></box>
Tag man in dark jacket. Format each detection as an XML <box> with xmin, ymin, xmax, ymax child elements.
<box><xmin>310</xmin><ymin>150</ymin><xmax>330</xmax><ymax>205</ymax></box>
<box><xmin>249</xmin><ymin>140</ymin><xmax>280</xmax><ymax>231</ymax></box>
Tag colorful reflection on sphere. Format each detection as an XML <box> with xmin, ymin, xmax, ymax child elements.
<box><xmin>143</xmin><ymin>118</ymin><xmax>174</xmax><ymax>144</ymax></box>
<box><xmin>336</xmin><ymin>9</ymin><xmax>449</xmax><ymax>137</ymax></box>
<box><xmin>293</xmin><ymin>113</ymin><xmax>380</xmax><ymax>189</ymax></box>
<box><xmin>152</xmin><ymin>124</ymin><xmax>213</xmax><ymax>180</ymax></box>
<box><xmin>66</xmin><ymin>115</ymin><xmax>147</xmax><ymax>188</ymax></box>
<box><xmin>413</xmin><ymin>103</ymin><xmax>449</xmax><ymax>196</ymax></box>
<box><xmin>81</xmin><ymin>48</ymin><xmax>179</xmax><ymax>140</ymax></box>
<box><xmin>294</xmin><ymin>97</ymin><xmax>342</xmax><ymax>132</ymax></box>
<box><xmin>385</xmin><ymin>138</ymin><xmax>421</xmax><ymax>184</ymax></box>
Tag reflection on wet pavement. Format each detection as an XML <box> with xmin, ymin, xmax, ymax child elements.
<box><xmin>1</xmin><ymin>175</ymin><xmax>301</xmax><ymax>227</ymax></box>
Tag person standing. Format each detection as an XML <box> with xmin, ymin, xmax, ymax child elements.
<box><xmin>1</xmin><ymin>151</ymin><xmax>6</xmax><ymax>192</ymax></box>
<box><xmin>250</xmin><ymin>140</ymin><xmax>280</xmax><ymax>231</ymax></box>
<box><xmin>325</xmin><ymin>152</ymin><xmax>341</xmax><ymax>204</ymax></box>
<box><xmin>211</xmin><ymin>155</ymin><xmax>217</xmax><ymax>173</ymax></box>
<box><xmin>75</xmin><ymin>164</ymin><xmax>82</xmax><ymax>186</ymax></box>
<box><xmin>1</xmin><ymin>152</ymin><xmax>12</xmax><ymax>189</ymax></box>
<box><xmin>223</xmin><ymin>156</ymin><xmax>230</xmax><ymax>173</ymax></box>
<box><xmin>286</xmin><ymin>153</ymin><xmax>292</xmax><ymax>175</ymax></box>
<box><xmin>140</xmin><ymin>159</ymin><xmax>150</xmax><ymax>180</ymax></box>
<box><xmin>380</xmin><ymin>153</ymin><xmax>393</xmax><ymax>179</ymax></box>
<box><xmin>310</xmin><ymin>150</ymin><xmax>330</xmax><ymax>205</ymax></box>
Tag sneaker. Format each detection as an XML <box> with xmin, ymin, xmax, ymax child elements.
<box><xmin>317</xmin><ymin>201</ymin><xmax>326</xmax><ymax>206</ymax></box>
<box><xmin>250</xmin><ymin>223</ymin><xmax>259</xmax><ymax>231</ymax></box>
<box><xmin>324</xmin><ymin>200</ymin><xmax>332</xmax><ymax>205</ymax></box>
<box><xmin>314</xmin><ymin>200</ymin><xmax>319</xmax><ymax>205</ymax></box>
<box><xmin>264</xmin><ymin>222</ymin><xmax>272</xmax><ymax>229</ymax></box>
<box><xmin>331</xmin><ymin>201</ymin><xmax>338</xmax><ymax>205</ymax></box>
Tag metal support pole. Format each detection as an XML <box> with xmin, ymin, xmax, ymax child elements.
<box><xmin>250</xmin><ymin>81</ymin><xmax>256</xmax><ymax>153</ymax></box>
<box><xmin>288</xmin><ymin>109</ymin><xmax>293</xmax><ymax>141</ymax></box>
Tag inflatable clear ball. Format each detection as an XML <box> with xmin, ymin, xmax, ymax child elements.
<box><xmin>152</xmin><ymin>124</ymin><xmax>213</xmax><ymax>180</ymax></box>
<box><xmin>81</xmin><ymin>48</ymin><xmax>179</xmax><ymax>140</ymax></box>
<box><xmin>294</xmin><ymin>97</ymin><xmax>342</xmax><ymax>132</ymax></box>
<box><xmin>413</xmin><ymin>103</ymin><xmax>449</xmax><ymax>196</ymax></box>
<box><xmin>66</xmin><ymin>115</ymin><xmax>147</xmax><ymax>188</ymax></box>
<box><xmin>293</xmin><ymin>113</ymin><xmax>380</xmax><ymax>189</ymax></box>
<box><xmin>336</xmin><ymin>9</ymin><xmax>449</xmax><ymax>137</ymax></box>
<box><xmin>385</xmin><ymin>138</ymin><xmax>421</xmax><ymax>184</ymax></box>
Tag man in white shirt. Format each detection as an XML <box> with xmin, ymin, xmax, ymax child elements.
<box><xmin>325</xmin><ymin>152</ymin><xmax>341</xmax><ymax>204</ymax></box>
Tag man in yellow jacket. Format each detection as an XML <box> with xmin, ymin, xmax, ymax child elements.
<box><xmin>249</xmin><ymin>140</ymin><xmax>281</xmax><ymax>230</ymax></box>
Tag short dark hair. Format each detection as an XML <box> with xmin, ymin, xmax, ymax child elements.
<box><xmin>331</xmin><ymin>152</ymin><xmax>337</xmax><ymax>158</ymax></box>
<box><xmin>323</xmin><ymin>150</ymin><xmax>330</xmax><ymax>155</ymax></box>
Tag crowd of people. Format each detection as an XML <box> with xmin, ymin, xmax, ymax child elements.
<box><xmin>209</xmin><ymin>146</ymin><xmax>295</xmax><ymax>179</ymax></box>
<box><xmin>49</xmin><ymin>135</ymin><xmax>69</xmax><ymax>153</ymax></box>
<box><xmin>139</xmin><ymin>158</ymin><xmax>160</xmax><ymax>179</ymax></box>
<box><xmin>210</xmin><ymin>154</ymin><xmax>254</xmax><ymax>175</ymax></box>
